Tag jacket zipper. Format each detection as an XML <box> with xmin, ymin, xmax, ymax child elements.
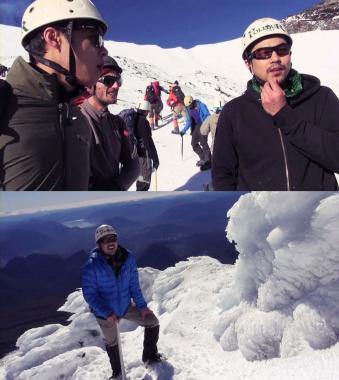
<box><xmin>278</xmin><ymin>128</ymin><xmax>291</xmax><ymax>191</ymax></box>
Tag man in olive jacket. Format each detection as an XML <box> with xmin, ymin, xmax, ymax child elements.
<box><xmin>0</xmin><ymin>0</ymin><xmax>107</xmax><ymax>190</ymax></box>
<box><xmin>212</xmin><ymin>18</ymin><xmax>339</xmax><ymax>191</ymax></box>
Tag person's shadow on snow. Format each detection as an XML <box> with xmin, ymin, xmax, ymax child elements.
<box><xmin>175</xmin><ymin>169</ymin><xmax>211</xmax><ymax>191</ymax></box>
<box><xmin>141</xmin><ymin>359</ymin><xmax>175</xmax><ymax>380</ymax></box>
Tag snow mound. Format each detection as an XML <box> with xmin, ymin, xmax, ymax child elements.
<box><xmin>218</xmin><ymin>192</ymin><xmax>339</xmax><ymax>361</ymax></box>
<box><xmin>3</xmin><ymin>257</ymin><xmax>233</xmax><ymax>380</ymax></box>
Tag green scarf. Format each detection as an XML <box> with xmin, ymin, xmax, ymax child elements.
<box><xmin>252</xmin><ymin>69</ymin><xmax>303</xmax><ymax>98</ymax></box>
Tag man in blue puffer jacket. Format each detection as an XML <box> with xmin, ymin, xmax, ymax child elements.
<box><xmin>82</xmin><ymin>224</ymin><xmax>161</xmax><ymax>380</ymax></box>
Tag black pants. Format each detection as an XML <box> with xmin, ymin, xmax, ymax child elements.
<box><xmin>191</xmin><ymin>125</ymin><xmax>211</xmax><ymax>162</ymax></box>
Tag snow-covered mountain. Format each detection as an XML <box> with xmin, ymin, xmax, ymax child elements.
<box><xmin>283</xmin><ymin>0</ymin><xmax>339</xmax><ymax>33</ymax></box>
<box><xmin>2</xmin><ymin>192</ymin><xmax>339</xmax><ymax>380</ymax></box>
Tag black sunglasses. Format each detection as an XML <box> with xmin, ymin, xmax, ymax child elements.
<box><xmin>248</xmin><ymin>43</ymin><xmax>291</xmax><ymax>60</ymax></box>
<box><xmin>101</xmin><ymin>235</ymin><xmax>118</xmax><ymax>244</ymax></box>
<box><xmin>89</xmin><ymin>34</ymin><xmax>104</xmax><ymax>49</ymax></box>
<box><xmin>98</xmin><ymin>75</ymin><xmax>123</xmax><ymax>87</ymax></box>
<box><xmin>77</xmin><ymin>25</ymin><xmax>105</xmax><ymax>49</ymax></box>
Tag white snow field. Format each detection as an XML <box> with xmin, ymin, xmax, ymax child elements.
<box><xmin>2</xmin><ymin>192</ymin><xmax>339</xmax><ymax>380</ymax></box>
<box><xmin>1</xmin><ymin>25</ymin><xmax>339</xmax><ymax>189</ymax></box>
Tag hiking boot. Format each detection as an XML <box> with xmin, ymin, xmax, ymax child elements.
<box><xmin>142</xmin><ymin>325</ymin><xmax>160</xmax><ymax>363</ymax></box>
<box><xmin>106</xmin><ymin>345</ymin><xmax>121</xmax><ymax>377</ymax></box>
<box><xmin>196</xmin><ymin>159</ymin><xmax>205</xmax><ymax>167</ymax></box>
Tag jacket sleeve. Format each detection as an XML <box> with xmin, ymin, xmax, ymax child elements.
<box><xmin>138</xmin><ymin>118</ymin><xmax>159</xmax><ymax>164</ymax></box>
<box><xmin>82</xmin><ymin>261</ymin><xmax>114</xmax><ymax>318</ymax></box>
<box><xmin>181</xmin><ymin>110</ymin><xmax>192</xmax><ymax>134</ymax></box>
<box><xmin>211</xmin><ymin>105</ymin><xmax>238</xmax><ymax>190</ymax></box>
<box><xmin>199</xmin><ymin>102</ymin><xmax>211</xmax><ymax>121</ymax></box>
<box><xmin>273</xmin><ymin>88</ymin><xmax>339</xmax><ymax>172</ymax></box>
<box><xmin>160</xmin><ymin>86</ymin><xmax>169</xmax><ymax>94</ymax></box>
<box><xmin>128</xmin><ymin>255</ymin><xmax>147</xmax><ymax>310</ymax></box>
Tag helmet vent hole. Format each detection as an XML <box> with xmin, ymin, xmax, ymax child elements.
<box><xmin>29</xmin><ymin>7</ymin><xmax>34</xmax><ymax>13</ymax></box>
<box><xmin>69</xmin><ymin>9</ymin><xmax>74</xmax><ymax>13</ymax></box>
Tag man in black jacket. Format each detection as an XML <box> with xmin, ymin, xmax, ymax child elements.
<box><xmin>212</xmin><ymin>17</ymin><xmax>339</xmax><ymax>191</ymax></box>
<box><xmin>74</xmin><ymin>56</ymin><xmax>139</xmax><ymax>190</ymax></box>
<box><xmin>134</xmin><ymin>100</ymin><xmax>160</xmax><ymax>191</ymax></box>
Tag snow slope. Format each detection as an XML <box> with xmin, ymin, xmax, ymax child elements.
<box><xmin>2</xmin><ymin>192</ymin><xmax>339</xmax><ymax>380</ymax></box>
<box><xmin>1</xmin><ymin>24</ymin><xmax>339</xmax><ymax>190</ymax></box>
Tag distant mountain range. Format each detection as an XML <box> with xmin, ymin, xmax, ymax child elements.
<box><xmin>283</xmin><ymin>0</ymin><xmax>339</xmax><ymax>33</ymax></box>
<box><xmin>0</xmin><ymin>193</ymin><xmax>240</xmax><ymax>265</ymax></box>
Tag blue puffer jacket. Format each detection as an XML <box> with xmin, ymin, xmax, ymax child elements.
<box><xmin>181</xmin><ymin>100</ymin><xmax>210</xmax><ymax>134</ymax></box>
<box><xmin>82</xmin><ymin>246</ymin><xmax>147</xmax><ymax>318</ymax></box>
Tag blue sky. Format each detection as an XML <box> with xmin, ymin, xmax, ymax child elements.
<box><xmin>0</xmin><ymin>0</ymin><xmax>319</xmax><ymax>48</ymax></box>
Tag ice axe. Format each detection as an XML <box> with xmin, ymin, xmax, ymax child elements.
<box><xmin>181</xmin><ymin>134</ymin><xmax>184</xmax><ymax>161</ymax></box>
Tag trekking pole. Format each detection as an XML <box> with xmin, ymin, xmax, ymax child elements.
<box><xmin>117</xmin><ymin>323</ymin><xmax>127</xmax><ymax>380</ymax></box>
<box><xmin>181</xmin><ymin>135</ymin><xmax>184</xmax><ymax>161</ymax></box>
<box><xmin>154</xmin><ymin>169</ymin><xmax>158</xmax><ymax>191</ymax></box>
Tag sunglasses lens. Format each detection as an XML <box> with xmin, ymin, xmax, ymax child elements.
<box><xmin>251</xmin><ymin>44</ymin><xmax>290</xmax><ymax>60</ymax></box>
<box><xmin>276</xmin><ymin>45</ymin><xmax>290</xmax><ymax>57</ymax></box>
<box><xmin>103</xmin><ymin>76</ymin><xmax>115</xmax><ymax>87</ymax></box>
<box><xmin>97</xmin><ymin>35</ymin><xmax>104</xmax><ymax>48</ymax></box>
<box><xmin>102</xmin><ymin>236</ymin><xmax>117</xmax><ymax>244</ymax></box>
<box><xmin>99</xmin><ymin>75</ymin><xmax>122</xmax><ymax>87</ymax></box>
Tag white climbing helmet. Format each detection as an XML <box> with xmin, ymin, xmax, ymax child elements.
<box><xmin>95</xmin><ymin>224</ymin><xmax>118</xmax><ymax>243</ymax></box>
<box><xmin>21</xmin><ymin>0</ymin><xmax>108</xmax><ymax>48</ymax></box>
<box><xmin>242</xmin><ymin>17</ymin><xmax>292</xmax><ymax>60</ymax></box>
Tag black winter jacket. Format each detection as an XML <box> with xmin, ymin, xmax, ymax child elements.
<box><xmin>77</xmin><ymin>99</ymin><xmax>139</xmax><ymax>191</ymax></box>
<box><xmin>212</xmin><ymin>74</ymin><xmax>339</xmax><ymax>190</ymax></box>
<box><xmin>135</xmin><ymin>111</ymin><xmax>159</xmax><ymax>165</ymax></box>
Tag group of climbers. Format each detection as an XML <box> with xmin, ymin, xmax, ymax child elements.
<box><xmin>143</xmin><ymin>79</ymin><xmax>222</xmax><ymax>172</ymax></box>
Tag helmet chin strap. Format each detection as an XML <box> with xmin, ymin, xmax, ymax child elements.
<box><xmin>64</xmin><ymin>20</ymin><xmax>79</xmax><ymax>87</ymax></box>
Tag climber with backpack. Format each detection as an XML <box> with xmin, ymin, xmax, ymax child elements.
<box><xmin>166</xmin><ymin>80</ymin><xmax>188</xmax><ymax>134</ymax></box>
<box><xmin>144</xmin><ymin>81</ymin><xmax>169</xmax><ymax>129</ymax></box>
<box><xmin>120</xmin><ymin>101</ymin><xmax>160</xmax><ymax>191</ymax></box>
<box><xmin>69</xmin><ymin>55</ymin><xmax>139</xmax><ymax>190</ymax></box>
